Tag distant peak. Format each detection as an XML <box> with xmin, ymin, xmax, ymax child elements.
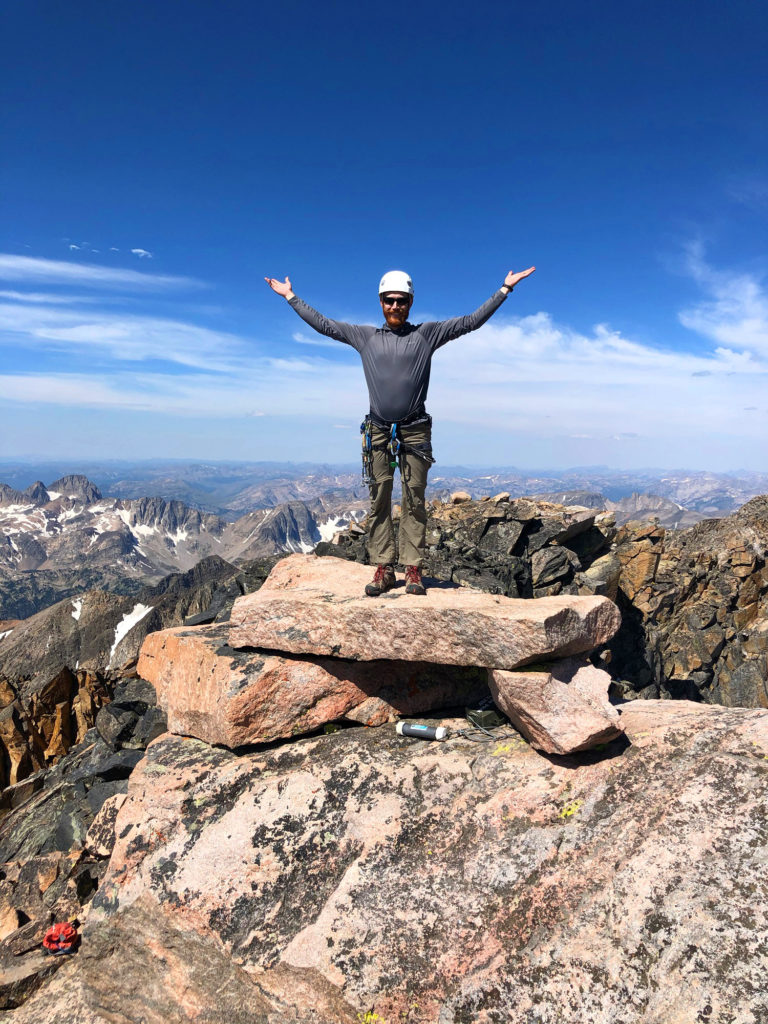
<box><xmin>0</xmin><ymin>482</ymin><xmax>28</xmax><ymax>507</ymax></box>
<box><xmin>47</xmin><ymin>474</ymin><xmax>102</xmax><ymax>503</ymax></box>
<box><xmin>24</xmin><ymin>480</ymin><xmax>51</xmax><ymax>505</ymax></box>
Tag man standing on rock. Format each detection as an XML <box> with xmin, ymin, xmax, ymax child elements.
<box><xmin>265</xmin><ymin>266</ymin><xmax>536</xmax><ymax>596</ymax></box>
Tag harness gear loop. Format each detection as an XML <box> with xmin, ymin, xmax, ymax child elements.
<box><xmin>360</xmin><ymin>417</ymin><xmax>374</xmax><ymax>486</ymax></box>
<box><xmin>388</xmin><ymin>422</ymin><xmax>400</xmax><ymax>471</ymax></box>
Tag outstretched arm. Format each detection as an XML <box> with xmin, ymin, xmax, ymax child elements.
<box><xmin>425</xmin><ymin>266</ymin><xmax>537</xmax><ymax>350</ymax></box>
<box><xmin>264</xmin><ymin>274</ymin><xmax>365</xmax><ymax>350</ymax></box>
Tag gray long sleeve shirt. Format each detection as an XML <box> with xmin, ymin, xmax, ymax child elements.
<box><xmin>288</xmin><ymin>289</ymin><xmax>508</xmax><ymax>424</ymax></box>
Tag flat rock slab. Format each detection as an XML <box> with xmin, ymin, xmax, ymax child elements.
<box><xmin>489</xmin><ymin>657</ymin><xmax>623</xmax><ymax>754</ymax></box>
<box><xmin>138</xmin><ymin>623</ymin><xmax>487</xmax><ymax>747</ymax></box>
<box><xmin>229</xmin><ymin>554</ymin><xmax>621</xmax><ymax>668</ymax></box>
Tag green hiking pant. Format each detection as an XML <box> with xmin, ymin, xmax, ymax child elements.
<box><xmin>367</xmin><ymin>419</ymin><xmax>432</xmax><ymax>568</ymax></box>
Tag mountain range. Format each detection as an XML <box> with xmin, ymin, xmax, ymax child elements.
<box><xmin>0</xmin><ymin>474</ymin><xmax>365</xmax><ymax>619</ymax></box>
<box><xmin>2</xmin><ymin>462</ymin><xmax>767</xmax><ymax>620</ymax></box>
<box><xmin>1</xmin><ymin>460</ymin><xmax>766</xmax><ymax>517</ymax></box>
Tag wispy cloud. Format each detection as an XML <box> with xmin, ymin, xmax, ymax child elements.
<box><xmin>0</xmin><ymin>254</ymin><xmax>202</xmax><ymax>291</ymax></box>
<box><xmin>1</xmin><ymin>248</ymin><xmax>765</xmax><ymax>466</ymax></box>
<box><xmin>292</xmin><ymin>330</ymin><xmax>340</xmax><ymax>349</ymax></box>
<box><xmin>425</xmin><ymin>307</ymin><xmax>767</xmax><ymax>443</ymax></box>
<box><xmin>678</xmin><ymin>241</ymin><xmax>768</xmax><ymax>356</ymax></box>
<box><xmin>2</xmin><ymin>299</ymin><xmax>765</xmax><ymax>443</ymax></box>
<box><xmin>131</xmin><ymin>248</ymin><xmax>153</xmax><ymax>259</ymax></box>
<box><xmin>727</xmin><ymin>174</ymin><xmax>768</xmax><ymax>211</ymax></box>
<box><xmin>0</xmin><ymin>301</ymin><xmax>246</xmax><ymax>371</ymax></box>
<box><xmin>0</xmin><ymin>290</ymin><xmax>102</xmax><ymax>305</ymax></box>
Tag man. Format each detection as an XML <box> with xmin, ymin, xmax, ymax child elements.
<box><xmin>265</xmin><ymin>266</ymin><xmax>535</xmax><ymax>596</ymax></box>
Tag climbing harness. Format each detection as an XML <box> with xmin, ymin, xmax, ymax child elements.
<box><xmin>360</xmin><ymin>413</ymin><xmax>436</xmax><ymax>506</ymax></box>
<box><xmin>43</xmin><ymin>921</ymin><xmax>80</xmax><ymax>955</ymax></box>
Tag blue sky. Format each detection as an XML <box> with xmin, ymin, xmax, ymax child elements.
<box><xmin>1</xmin><ymin>0</ymin><xmax>766</xmax><ymax>469</ymax></box>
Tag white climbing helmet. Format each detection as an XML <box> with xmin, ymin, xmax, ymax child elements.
<box><xmin>378</xmin><ymin>270</ymin><xmax>413</xmax><ymax>297</ymax></box>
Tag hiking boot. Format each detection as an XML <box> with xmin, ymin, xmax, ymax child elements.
<box><xmin>365</xmin><ymin>564</ymin><xmax>396</xmax><ymax>597</ymax></box>
<box><xmin>405</xmin><ymin>565</ymin><xmax>426</xmax><ymax>596</ymax></box>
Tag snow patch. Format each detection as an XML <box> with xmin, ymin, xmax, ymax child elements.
<box><xmin>0</xmin><ymin>629</ymin><xmax>12</xmax><ymax>642</ymax></box>
<box><xmin>167</xmin><ymin>529</ymin><xmax>188</xmax><ymax>545</ymax></box>
<box><xmin>71</xmin><ymin>598</ymin><xmax>83</xmax><ymax>621</ymax></box>
<box><xmin>46</xmin><ymin>491</ymin><xmax>61</xmax><ymax>500</ymax></box>
<box><xmin>57</xmin><ymin>506</ymin><xmax>83</xmax><ymax>522</ymax></box>
<box><xmin>109</xmin><ymin>603</ymin><xmax>153</xmax><ymax>665</ymax></box>
<box><xmin>131</xmin><ymin>523</ymin><xmax>158</xmax><ymax>538</ymax></box>
<box><xmin>317</xmin><ymin>516</ymin><xmax>343</xmax><ymax>543</ymax></box>
<box><xmin>283</xmin><ymin>538</ymin><xmax>315</xmax><ymax>554</ymax></box>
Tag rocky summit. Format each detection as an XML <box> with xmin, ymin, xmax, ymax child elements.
<box><xmin>2</xmin><ymin>489</ymin><xmax>768</xmax><ymax>1021</ymax></box>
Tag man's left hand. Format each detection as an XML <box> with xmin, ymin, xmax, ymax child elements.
<box><xmin>503</xmin><ymin>267</ymin><xmax>536</xmax><ymax>291</ymax></box>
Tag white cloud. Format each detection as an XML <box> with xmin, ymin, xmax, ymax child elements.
<box><xmin>678</xmin><ymin>242</ymin><xmax>768</xmax><ymax>355</ymax></box>
<box><xmin>292</xmin><ymin>330</ymin><xmax>340</xmax><ymax>349</ymax></box>
<box><xmin>0</xmin><ymin>253</ymin><xmax>202</xmax><ymax>291</ymax></box>
<box><xmin>131</xmin><ymin>248</ymin><xmax>153</xmax><ymax>259</ymax></box>
<box><xmin>424</xmin><ymin>308</ymin><xmax>767</xmax><ymax>443</ymax></box>
<box><xmin>0</xmin><ymin>290</ymin><xmax>101</xmax><ymax>304</ymax></box>
<box><xmin>1</xmin><ymin>302</ymin><xmax>765</xmax><ymax>451</ymax></box>
<box><xmin>0</xmin><ymin>247</ymin><xmax>764</xmax><ymax>467</ymax></box>
<box><xmin>0</xmin><ymin>301</ymin><xmax>248</xmax><ymax>371</ymax></box>
<box><xmin>69</xmin><ymin>244</ymin><xmax>81</xmax><ymax>251</ymax></box>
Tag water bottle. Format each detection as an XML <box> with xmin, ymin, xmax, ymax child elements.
<box><xmin>396</xmin><ymin>722</ymin><xmax>448</xmax><ymax>741</ymax></box>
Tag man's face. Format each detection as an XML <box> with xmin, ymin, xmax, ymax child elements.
<box><xmin>380</xmin><ymin>292</ymin><xmax>412</xmax><ymax>329</ymax></box>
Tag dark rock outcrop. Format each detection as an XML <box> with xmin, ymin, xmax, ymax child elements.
<box><xmin>0</xmin><ymin>683</ymin><xmax>166</xmax><ymax>1012</ymax></box>
<box><xmin>325</xmin><ymin>493</ymin><xmax>768</xmax><ymax>708</ymax></box>
<box><xmin>319</xmin><ymin>495</ymin><xmax>614</xmax><ymax>599</ymax></box>
<box><xmin>607</xmin><ymin>497</ymin><xmax>768</xmax><ymax>706</ymax></box>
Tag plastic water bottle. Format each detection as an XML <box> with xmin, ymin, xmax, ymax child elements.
<box><xmin>396</xmin><ymin>722</ymin><xmax>448</xmax><ymax>741</ymax></box>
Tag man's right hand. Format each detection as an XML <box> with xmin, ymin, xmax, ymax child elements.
<box><xmin>265</xmin><ymin>276</ymin><xmax>295</xmax><ymax>300</ymax></box>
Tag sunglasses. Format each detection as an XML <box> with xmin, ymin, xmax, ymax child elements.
<box><xmin>381</xmin><ymin>296</ymin><xmax>410</xmax><ymax>307</ymax></box>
